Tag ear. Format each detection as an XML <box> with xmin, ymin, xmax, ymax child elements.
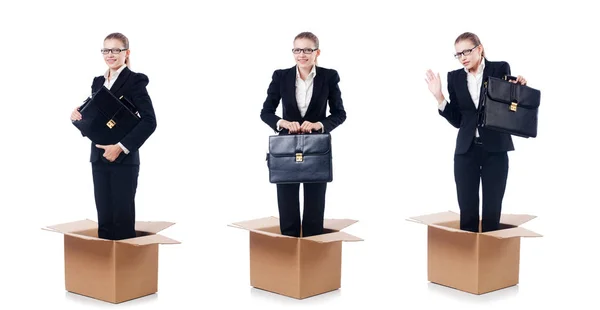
<box><xmin>126</xmin><ymin>49</ymin><xmax>131</xmax><ymax>58</ymax></box>
<box><xmin>315</xmin><ymin>49</ymin><xmax>321</xmax><ymax>57</ymax></box>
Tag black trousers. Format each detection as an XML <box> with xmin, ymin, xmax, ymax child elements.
<box><xmin>91</xmin><ymin>161</ymin><xmax>140</xmax><ymax>240</ymax></box>
<box><xmin>454</xmin><ymin>139</ymin><xmax>509</xmax><ymax>232</ymax></box>
<box><xmin>276</xmin><ymin>183</ymin><xmax>327</xmax><ymax>237</ymax></box>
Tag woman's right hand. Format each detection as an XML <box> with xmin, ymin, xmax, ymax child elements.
<box><xmin>425</xmin><ymin>69</ymin><xmax>445</xmax><ymax>104</ymax></box>
<box><xmin>279</xmin><ymin>120</ymin><xmax>301</xmax><ymax>133</ymax></box>
<box><xmin>71</xmin><ymin>106</ymin><xmax>82</xmax><ymax>121</ymax></box>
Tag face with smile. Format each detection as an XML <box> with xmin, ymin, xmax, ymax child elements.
<box><xmin>293</xmin><ymin>38</ymin><xmax>320</xmax><ymax>70</ymax></box>
<box><xmin>454</xmin><ymin>40</ymin><xmax>483</xmax><ymax>72</ymax></box>
<box><xmin>102</xmin><ymin>38</ymin><xmax>129</xmax><ymax>70</ymax></box>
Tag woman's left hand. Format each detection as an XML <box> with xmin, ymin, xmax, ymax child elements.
<box><xmin>300</xmin><ymin>121</ymin><xmax>322</xmax><ymax>133</ymax></box>
<box><xmin>510</xmin><ymin>75</ymin><xmax>527</xmax><ymax>85</ymax></box>
<box><xmin>95</xmin><ymin>144</ymin><xmax>123</xmax><ymax>162</ymax></box>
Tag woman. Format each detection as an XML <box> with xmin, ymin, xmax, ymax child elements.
<box><xmin>260</xmin><ymin>32</ymin><xmax>347</xmax><ymax>237</ymax></box>
<box><xmin>425</xmin><ymin>32</ymin><xmax>527</xmax><ymax>233</ymax></box>
<box><xmin>70</xmin><ymin>32</ymin><xmax>157</xmax><ymax>240</ymax></box>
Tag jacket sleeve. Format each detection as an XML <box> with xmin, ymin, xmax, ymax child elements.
<box><xmin>119</xmin><ymin>73</ymin><xmax>157</xmax><ymax>153</ymax></box>
<box><xmin>320</xmin><ymin>69</ymin><xmax>346</xmax><ymax>133</ymax></box>
<box><xmin>438</xmin><ymin>71</ymin><xmax>462</xmax><ymax>128</ymax></box>
<box><xmin>260</xmin><ymin>70</ymin><xmax>283</xmax><ymax>132</ymax></box>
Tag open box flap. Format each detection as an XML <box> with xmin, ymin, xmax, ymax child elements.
<box><xmin>407</xmin><ymin>211</ymin><xmax>460</xmax><ymax>225</ymax></box>
<box><xmin>117</xmin><ymin>234</ymin><xmax>181</xmax><ymax>246</ymax></box>
<box><xmin>303</xmin><ymin>231</ymin><xmax>363</xmax><ymax>243</ymax></box>
<box><xmin>135</xmin><ymin>221</ymin><xmax>176</xmax><ymax>234</ymax></box>
<box><xmin>43</xmin><ymin>219</ymin><xmax>98</xmax><ymax>234</ymax></box>
<box><xmin>229</xmin><ymin>217</ymin><xmax>279</xmax><ymax>231</ymax></box>
<box><xmin>482</xmin><ymin>226</ymin><xmax>543</xmax><ymax>239</ymax></box>
<box><xmin>323</xmin><ymin>219</ymin><xmax>358</xmax><ymax>231</ymax></box>
<box><xmin>499</xmin><ymin>214</ymin><xmax>537</xmax><ymax>227</ymax></box>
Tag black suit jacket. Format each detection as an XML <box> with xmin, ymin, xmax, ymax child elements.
<box><xmin>260</xmin><ymin>66</ymin><xmax>346</xmax><ymax>134</ymax></box>
<box><xmin>89</xmin><ymin>67</ymin><xmax>157</xmax><ymax>164</ymax></box>
<box><xmin>440</xmin><ymin>59</ymin><xmax>514</xmax><ymax>155</ymax></box>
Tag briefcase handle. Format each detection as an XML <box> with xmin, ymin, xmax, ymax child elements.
<box><xmin>280</xmin><ymin>129</ymin><xmax>325</xmax><ymax>135</ymax></box>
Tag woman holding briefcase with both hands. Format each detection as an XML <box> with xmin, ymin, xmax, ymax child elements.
<box><xmin>425</xmin><ymin>32</ymin><xmax>528</xmax><ymax>233</ymax></box>
<box><xmin>70</xmin><ymin>32</ymin><xmax>157</xmax><ymax>240</ymax></box>
<box><xmin>260</xmin><ymin>32</ymin><xmax>347</xmax><ymax>238</ymax></box>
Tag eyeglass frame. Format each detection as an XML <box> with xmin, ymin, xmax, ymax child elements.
<box><xmin>292</xmin><ymin>48</ymin><xmax>318</xmax><ymax>54</ymax></box>
<box><xmin>453</xmin><ymin>45</ymin><xmax>479</xmax><ymax>58</ymax></box>
<box><xmin>101</xmin><ymin>48</ymin><xmax>128</xmax><ymax>55</ymax></box>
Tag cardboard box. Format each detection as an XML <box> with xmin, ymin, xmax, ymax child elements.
<box><xmin>408</xmin><ymin>211</ymin><xmax>542</xmax><ymax>295</ymax></box>
<box><xmin>229</xmin><ymin>216</ymin><xmax>362</xmax><ymax>299</ymax></box>
<box><xmin>43</xmin><ymin>219</ymin><xmax>180</xmax><ymax>304</ymax></box>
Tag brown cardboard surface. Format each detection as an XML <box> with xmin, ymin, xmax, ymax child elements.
<box><xmin>409</xmin><ymin>211</ymin><xmax>541</xmax><ymax>295</ymax></box>
<box><xmin>427</xmin><ymin>226</ymin><xmax>479</xmax><ymax>294</ymax></box>
<box><xmin>64</xmin><ymin>235</ymin><xmax>116</xmax><ymax>302</ymax></box>
<box><xmin>114</xmin><ymin>243</ymin><xmax>159</xmax><ymax>303</ymax></box>
<box><xmin>299</xmin><ymin>240</ymin><xmax>342</xmax><ymax>298</ymax></box>
<box><xmin>231</xmin><ymin>216</ymin><xmax>362</xmax><ymax>299</ymax></box>
<box><xmin>478</xmin><ymin>235</ymin><xmax>521</xmax><ymax>294</ymax></box>
<box><xmin>45</xmin><ymin>219</ymin><xmax>178</xmax><ymax>304</ymax></box>
<box><xmin>249</xmin><ymin>232</ymin><xmax>300</xmax><ymax>298</ymax></box>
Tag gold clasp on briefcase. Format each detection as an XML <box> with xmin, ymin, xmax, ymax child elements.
<box><xmin>296</xmin><ymin>153</ymin><xmax>303</xmax><ymax>162</ymax></box>
<box><xmin>106</xmin><ymin>119</ymin><xmax>116</xmax><ymax>128</ymax></box>
<box><xmin>510</xmin><ymin>102</ymin><xmax>518</xmax><ymax>112</ymax></box>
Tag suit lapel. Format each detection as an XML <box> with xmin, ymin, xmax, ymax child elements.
<box><xmin>285</xmin><ymin>66</ymin><xmax>302</xmax><ymax>119</ymax></box>
<box><xmin>456</xmin><ymin>69</ymin><xmax>476</xmax><ymax>110</ymax></box>
<box><xmin>106</xmin><ymin>67</ymin><xmax>131</xmax><ymax>96</ymax></box>
<box><xmin>304</xmin><ymin>66</ymin><xmax>323</xmax><ymax>117</ymax></box>
<box><xmin>92</xmin><ymin>76</ymin><xmax>105</xmax><ymax>93</ymax></box>
<box><xmin>478</xmin><ymin>59</ymin><xmax>492</xmax><ymax>108</ymax></box>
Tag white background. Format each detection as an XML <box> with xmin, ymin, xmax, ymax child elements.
<box><xmin>1</xmin><ymin>0</ymin><xmax>599</xmax><ymax>309</ymax></box>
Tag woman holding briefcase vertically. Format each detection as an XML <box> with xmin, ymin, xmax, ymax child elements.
<box><xmin>425</xmin><ymin>32</ymin><xmax>528</xmax><ymax>233</ymax></box>
<box><xmin>260</xmin><ymin>32</ymin><xmax>347</xmax><ymax>237</ymax></box>
<box><xmin>70</xmin><ymin>32</ymin><xmax>157</xmax><ymax>240</ymax></box>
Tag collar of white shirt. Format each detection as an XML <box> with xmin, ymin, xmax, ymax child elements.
<box><xmin>296</xmin><ymin>65</ymin><xmax>317</xmax><ymax>80</ymax></box>
<box><xmin>464</xmin><ymin>58</ymin><xmax>485</xmax><ymax>76</ymax></box>
<box><xmin>104</xmin><ymin>64</ymin><xmax>127</xmax><ymax>81</ymax></box>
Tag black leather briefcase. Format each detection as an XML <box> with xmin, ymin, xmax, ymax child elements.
<box><xmin>267</xmin><ymin>133</ymin><xmax>333</xmax><ymax>184</ymax></box>
<box><xmin>479</xmin><ymin>76</ymin><xmax>541</xmax><ymax>138</ymax></box>
<box><xmin>72</xmin><ymin>86</ymin><xmax>140</xmax><ymax>145</ymax></box>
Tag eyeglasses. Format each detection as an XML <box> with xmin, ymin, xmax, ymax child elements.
<box><xmin>454</xmin><ymin>45</ymin><xmax>479</xmax><ymax>58</ymax></box>
<box><xmin>101</xmin><ymin>48</ymin><xmax>128</xmax><ymax>55</ymax></box>
<box><xmin>292</xmin><ymin>48</ymin><xmax>318</xmax><ymax>54</ymax></box>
